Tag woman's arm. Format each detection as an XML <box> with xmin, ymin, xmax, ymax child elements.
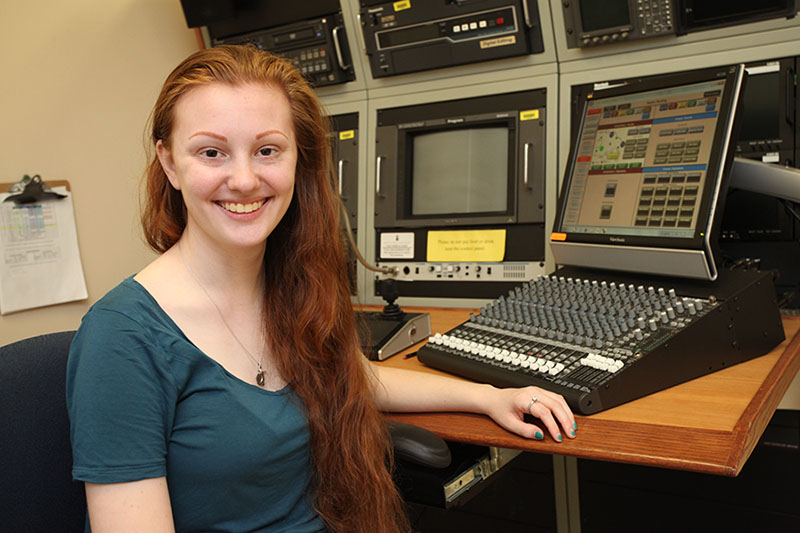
<box><xmin>367</xmin><ymin>363</ymin><xmax>577</xmax><ymax>442</ymax></box>
<box><xmin>85</xmin><ymin>477</ymin><xmax>175</xmax><ymax>533</ymax></box>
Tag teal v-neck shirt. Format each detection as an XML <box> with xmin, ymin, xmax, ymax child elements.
<box><xmin>66</xmin><ymin>278</ymin><xmax>325</xmax><ymax>532</ymax></box>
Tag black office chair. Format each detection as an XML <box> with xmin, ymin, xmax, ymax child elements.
<box><xmin>0</xmin><ymin>330</ymin><xmax>86</xmax><ymax>533</ymax></box>
<box><xmin>0</xmin><ymin>330</ymin><xmax>450</xmax><ymax>531</ymax></box>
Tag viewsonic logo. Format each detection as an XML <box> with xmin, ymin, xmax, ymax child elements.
<box><xmin>609</xmin><ymin>237</ymin><xmax>626</xmax><ymax>243</ymax></box>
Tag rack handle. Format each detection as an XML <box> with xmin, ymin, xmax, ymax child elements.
<box><xmin>332</xmin><ymin>26</ymin><xmax>349</xmax><ymax>70</ymax></box>
<box><xmin>376</xmin><ymin>156</ymin><xmax>384</xmax><ymax>196</ymax></box>
<box><xmin>338</xmin><ymin>159</ymin><xmax>345</xmax><ymax>195</ymax></box>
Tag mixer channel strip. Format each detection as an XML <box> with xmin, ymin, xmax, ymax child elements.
<box><xmin>417</xmin><ymin>270</ymin><xmax>785</xmax><ymax>414</ymax></box>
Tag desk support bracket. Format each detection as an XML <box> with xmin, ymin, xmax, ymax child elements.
<box><xmin>554</xmin><ymin>455</ymin><xmax>581</xmax><ymax>533</ymax></box>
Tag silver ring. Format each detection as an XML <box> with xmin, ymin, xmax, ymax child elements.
<box><xmin>526</xmin><ymin>396</ymin><xmax>538</xmax><ymax>413</ymax></box>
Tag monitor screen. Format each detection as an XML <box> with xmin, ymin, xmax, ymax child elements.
<box><xmin>411</xmin><ymin>127</ymin><xmax>509</xmax><ymax>216</ymax></box>
<box><xmin>553</xmin><ymin>65</ymin><xmax>746</xmax><ymax>280</ymax></box>
<box><xmin>738</xmin><ymin>71</ymin><xmax>780</xmax><ymax>141</ymax></box>
<box><xmin>578</xmin><ymin>0</ymin><xmax>630</xmax><ymax>32</ymax></box>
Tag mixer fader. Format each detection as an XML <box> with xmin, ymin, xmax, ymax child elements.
<box><xmin>418</xmin><ymin>267</ymin><xmax>785</xmax><ymax>414</ymax></box>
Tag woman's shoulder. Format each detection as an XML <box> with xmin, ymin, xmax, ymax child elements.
<box><xmin>83</xmin><ymin>277</ymin><xmax>170</xmax><ymax>330</ymax></box>
<box><xmin>74</xmin><ymin>276</ymin><xmax>187</xmax><ymax>366</ymax></box>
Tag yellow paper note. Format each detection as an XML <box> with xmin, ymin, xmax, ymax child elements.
<box><xmin>426</xmin><ymin>230</ymin><xmax>506</xmax><ymax>262</ymax></box>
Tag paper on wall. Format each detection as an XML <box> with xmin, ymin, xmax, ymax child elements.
<box><xmin>0</xmin><ymin>186</ymin><xmax>88</xmax><ymax>314</ymax></box>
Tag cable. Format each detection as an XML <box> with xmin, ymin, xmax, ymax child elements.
<box><xmin>780</xmin><ymin>199</ymin><xmax>800</xmax><ymax>228</ymax></box>
<box><xmin>339</xmin><ymin>199</ymin><xmax>397</xmax><ymax>276</ymax></box>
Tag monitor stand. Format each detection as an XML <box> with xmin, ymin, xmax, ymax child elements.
<box><xmin>357</xmin><ymin>278</ymin><xmax>431</xmax><ymax>361</ymax></box>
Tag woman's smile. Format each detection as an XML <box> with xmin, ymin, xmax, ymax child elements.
<box><xmin>217</xmin><ymin>199</ymin><xmax>267</xmax><ymax>214</ymax></box>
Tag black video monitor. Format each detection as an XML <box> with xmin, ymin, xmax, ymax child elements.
<box><xmin>552</xmin><ymin>64</ymin><xmax>747</xmax><ymax>280</ymax></box>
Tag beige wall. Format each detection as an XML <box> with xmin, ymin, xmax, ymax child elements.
<box><xmin>1</xmin><ymin>0</ymin><xmax>199</xmax><ymax>344</ymax></box>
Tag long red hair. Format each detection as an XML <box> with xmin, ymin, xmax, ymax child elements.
<box><xmin>141</xmin><ymin>45</ymin><xmax>409</xmax><ymax>532</ymax></box>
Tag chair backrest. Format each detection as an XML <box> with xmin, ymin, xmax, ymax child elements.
<box><xmin>0</xmin><ymin>331</ymin><xmax>86</xmax><ymax>532</ymax></box>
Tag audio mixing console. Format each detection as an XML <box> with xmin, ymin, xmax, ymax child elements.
<box><xmin>418</xmin><ymin>267</ymin><xmax>785</xmax><ymax>414</ymax></box>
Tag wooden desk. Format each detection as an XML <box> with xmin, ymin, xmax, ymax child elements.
<box><xmin>375</xmin><ymin>307</ymin><xmax>800</xmax><ymax>477</ymax></box>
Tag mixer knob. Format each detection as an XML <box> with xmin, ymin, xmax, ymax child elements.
<box><xmin>634</xmin><ymin>328</ymin><xmax>644</xmax><ymax>341</ymax></box>
<box><xmin>637</xmin><ymin>317</ymin><xmax>646</xmax><ymax>329</ymax></box>
<box><xmin>674</xmin><ymin>300</ymin><xmax>684</xmax><ymax>314</ymax></box>
<box><xmin>687</xmin><ymin>302</ymin><xmax>697</xmax><ymax>315</ymax></box>
<box><xmin>666</xmin><ymin>307</ymin><xmax>675</xmax><ymax>320</ymax></box>
<box><xmin>648</xmin><ymin>319</ymin><xmax>658</xmax><ymax>331</ymax></box>
<box><xmin>695</xmin><ymin>300</ymin><xmax>704</xmax><ymax>311</ymax></box>
<box><xmin>660</xmin><ymin>312</ymin><xmax>668</xmax><ymax>324</ymax></box>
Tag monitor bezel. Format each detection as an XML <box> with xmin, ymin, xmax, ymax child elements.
<box><xmin>374</xmin><ymin>88</ymin><xmax>548</xmax><ymax>229</ymax></box>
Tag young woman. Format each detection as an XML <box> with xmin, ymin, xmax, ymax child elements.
<box><xmin>66</xmin><ymin>45</ymin><xmax>576</xmax><ymax>532</ymax></box>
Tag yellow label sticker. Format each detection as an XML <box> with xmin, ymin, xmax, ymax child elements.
<box><xmin>393</xmin><ymin>0</ymin><xmax>411</xmax><ymax>11</ymax></box>
<box><xmin>520</xmin><ymin>109</ymin><xmax>540</xmax><ymax>121</ymax></box>
<box><xmin>339</xmin><ymin>130</ymin><xmax>355</xmax><ymax>140</ymax></box>
<box><xmin>550</xmin><ymin>232</ymin><xmax>567</xmax><ymax>242</ymax></box>
<box><xmin>480</xmin><ymin>35</ymin><xmax>516</xmax><ymax>49</ymax></box>
<box><xmin>426</xmin><ymin>230</ymin><xmax>506</xmax><ymax>263</ymax></box>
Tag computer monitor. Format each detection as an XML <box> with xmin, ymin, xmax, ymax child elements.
<box><xmin>551</xmin><ymin>64</ymin><xmax>747</xmax><ymax>280</ymax></box>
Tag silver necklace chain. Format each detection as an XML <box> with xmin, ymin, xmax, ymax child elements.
<box><xmin>179</xmin><ymin>243</ymin><xmax>267</xmax><ymax>387</ymax></box>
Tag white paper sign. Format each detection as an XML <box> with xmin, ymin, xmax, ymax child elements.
<box><xmin>380</xmin><ymin>232</ymin><xmax>415</xmax><ymax>259</ymax></box>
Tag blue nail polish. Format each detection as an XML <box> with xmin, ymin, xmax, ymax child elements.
<box><xmin>557</xmin><ymin>434</ymin><xmax>563</xmax><ymax>442</ymax></box>
<box><xmin>535</xmin><ymin>431</ymin><xmax>543</xmax><ymax>440</ymax></box>
<box><xmin>573</xmin><ymin>422</ymin><xmax>578</xmax><ymax>431</ymax></box>
<box><xmin>571</xmin><ymin>430</ymin><xmax>576</xmax><ymax>437</ymax></box>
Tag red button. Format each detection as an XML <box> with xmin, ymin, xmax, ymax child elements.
<box><xmin>497</xmin><ymin>17</ymin><xmax>504</xmax><ymax>24</ymax></box>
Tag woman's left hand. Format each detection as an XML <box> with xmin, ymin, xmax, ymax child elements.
<box><xmin>482</xmin><ymin>386</ymin><xmax>577</xmax><ymax>442</ymax></box>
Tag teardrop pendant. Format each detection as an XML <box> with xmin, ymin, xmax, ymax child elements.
<box><xmin>256</xmin><ymin>371</ymin><xmax>265</xmax><ymax>387</ymax></box>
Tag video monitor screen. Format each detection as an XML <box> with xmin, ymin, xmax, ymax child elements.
<box><xmin>553</xmin><ymin>65</ymin><xmax>746</xmax><ymax>280</ymax></box>
<box><xmin>738</xmin><ymin>72</ymin><xmax>780</xmax><ymax>141</ymax></box>
<box><xmin>562</xmin><ymin>79</ymin><xmax>728</xmax><ymax>239</ymax></box>
<box><xmin>579</xmin><ymin>0</ymin><xmax>630</xmax><ymax>32</ymax></box>
<box><xmin>411</xmin><ymin>127</ymin><xmax>509</xmax><ymax>216</ymax></box>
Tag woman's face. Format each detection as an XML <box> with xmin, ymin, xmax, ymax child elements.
<box><xmin>157</xmin><ymin>82</ymin><xmax>297</xmax><ymax>254</ymax></box>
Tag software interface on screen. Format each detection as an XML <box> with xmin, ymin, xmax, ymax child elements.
<box><xmin>561</xmin><ymin>78</ymin><xmax>727</xmax><ymax>240</ymax></box>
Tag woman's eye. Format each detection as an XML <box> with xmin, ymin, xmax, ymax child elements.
<box><xmin>201</xmin><ymin>148</ymin><xmax>220</xmax><ymax>158</ymax></box>
<box><xmin>259</xmin><ymin>147</ymin><xmax>275</xmax><ymax>157</ymax></box>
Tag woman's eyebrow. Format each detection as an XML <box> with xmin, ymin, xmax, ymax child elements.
<box><xmin>188</xmin><ymin>131</ymin><xmax>228</xmax><ymax>142</ymax></box>
<box><xmin>256</xmin><ymin>129</ymin><xmax>289</xmax><ymax>140</ymax></box>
